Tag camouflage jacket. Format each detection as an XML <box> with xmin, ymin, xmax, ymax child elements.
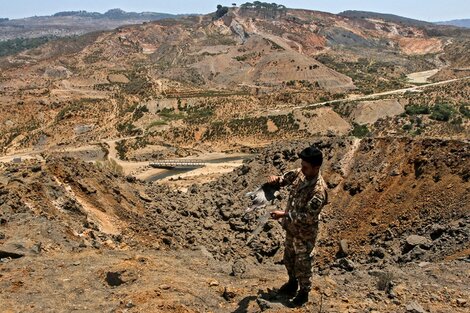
<box><xmin>279</xmin><ymin>169</ymin><xmax>327</xmax><ymax>241</ymax></box>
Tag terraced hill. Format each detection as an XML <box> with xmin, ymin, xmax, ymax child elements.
<box><xmin>1</xmin><ymin>6</ymin><xmax>469</xmax><ymax>156</ymax></box>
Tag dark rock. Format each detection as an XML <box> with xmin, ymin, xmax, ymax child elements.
<box><xmin>78</xmin><ymin>180</ymin><xmax>97</xmax><ymax>194</ymax></box>
<box><xmin>92</xmin><ymin>240</ymin><xmax>102</xmax><ymax>249</ymax></box>
<box><xmin>31</xmin><ymin>165</ymin><xmax>42</xmax><ymax>173</ymax></box>
<box><xmin>430</xmin><ymin>224</ymin><xmax>446</xmax><ymax>240</ymax></box>
<box><xmin>162</xmin><ymin>237</ymin><xmax>172</xmax><ymax>246</ymax></box>
<box><xmin>456</xmin><ymin>298</ymin><xmax>467</xmax><ymax>307</ymax></box>
<box><xmin>0</xmin><ymin>249</ymin><xmax>24</xmax><ymax>260</ymax></box>
<box><xmin>106</xmin><ymin>271</ymin><xmax>125</xmax><ymax>286</ymax></box>
<box><xmin>189</xmin><ymin>184</ymin><xmax>199</xmax><ymax>194</ymax></box>
<box><xmin>389</xmin><ymin>168</ymin><xmax>400</xmax><ymax>176</ymax></box>
<box><xmin>105</xmin><ymin>270</ymin><xmax>137</xmax><ymax>287</ymax></box>
<box><xmin>125</xmin><ymin>175</ymin><xmax>136</xmax><ymax>183</ymax></box>
<box><xmin>384</xmin><ymin>229</ymin><xmax>394</xmax><ymax>241</ymax></box>
<box><xmin>62</xmin><ymin>198</ymin><xmax>83</xmax><ymax>214</ymax></box>
<box><xmin>338</xmin><ymin>258</ymin><xmax>355</xmax><ymax>271</ymax></box>
<box><xmin>256</xmin><ymin>298</ymin><xmax>285</xmax><ymax>311</ymax></box>
<box><xmin>401</xmin><ymin>246</ymin><xmax>426</xmax><ymax>262</ymax></box>
<box><xmin>370</xmin><ymin>247</ymin><xmax>386</xmax><ymax>259</ymax></box>
<box><xmin>222</xmin><ymin>287</ymin><xmax>236</xmax><ymax>301</ymax></box>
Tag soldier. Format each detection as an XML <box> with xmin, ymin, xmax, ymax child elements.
<box><xmin>268</xmin><ymin>146</ymin><xmax>327</xmax><ymax>307</ymax></box>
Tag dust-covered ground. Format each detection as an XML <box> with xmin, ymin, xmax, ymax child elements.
<box><xmin>0</xmin><ymin>137</ymin><xmax>469</xmax><ymax>312</ymax></box>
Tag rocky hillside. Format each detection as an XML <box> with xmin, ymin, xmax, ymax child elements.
<box><xmin>3</xmin><ymin>137</ymin><xmax>467</xmax><ymax>265</ymax></box>
<box><xmin>1</xmin><ymin>137</ymin><xmax>468</xmax><ymax>312</ymax></box>
<box><xmin>0</xmin><ymin>6</ymin><xmax>469</xmax><ymax>154</ymax></box>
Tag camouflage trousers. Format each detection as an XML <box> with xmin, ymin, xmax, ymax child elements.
<box><xmin>283</xmin><ymin>232</ymin><xmax>316</xmax><ymax>292</ymax></box>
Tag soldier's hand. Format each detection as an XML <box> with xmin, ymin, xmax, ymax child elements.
<box><xmin>270</xmin><ymin>210</ymin><xmax>286</xmax><ymax>220</ymax></box>
<box><xmin>267</xmin><ymin>175</ymin><xmax>280</xmax><ymax>185</ymax></box>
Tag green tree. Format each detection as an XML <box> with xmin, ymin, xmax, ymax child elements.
<box><xmin>430</xmin><ymin>104</ymin><xmax>454</xmax><ymax>122</ymax></box>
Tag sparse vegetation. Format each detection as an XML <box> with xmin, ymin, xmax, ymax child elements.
<box><xmin>405</xmin><ymin>104</ymin><xmax>430</xmax><ymax>115</ymax></box>
<box><xmin>83</xmin><ymin>48</ymin><xmax>104</xmax><ymax>64</ymax></box>
<box><xmin>351</xmin><ymin>123</ymin><xmax>370</xmax><ymax>138</ymax></box>
<box><xmin>158</xmin><ymin>108</ymin><xmax>185</xmax><ymax>121</ymax></box>
<box><xmin>203</xmin><ymin>34</ymin><xmax>237</xmax><ymax>46</ymax></box>
<box><xmin>55</xmin><ymin>99</ymin><xmax>97</xmax><ymax>122</ymax></box>
<box><xmin>0</xmin><ymin>36</ymin><xmax>57</xmax><ymax>57</ymax></box>
<box><xmin>315</xmin><ymin>55</ymin><xmax>407</xmax><ymax>94</ymax></box>
<box><xmin>184</xmin><ymin>106</ymin><xmax>215</xmax><ymax>124</ymax></box>
<box><xmin>233</xmin><ymin>52</ymin><xmax>256</xmax><ymax>62</ymax></box>
<box><xmin>240</xmin><ymin>2</ymin><xmax>287</xmax><ymax>18</ymax></box>
<box><xmin>115</xmin><ymin>140</ymin><xmax>128</xmax><ymax>160</ymax></box>
<box><xmin>459</xmin><ymin>104</ymin><xmax>470</xmax><ymax>118</ymax></box>
<box><xmin>430</xmin><ymin>103</ymin><xmax>454</xmax><ymax>122</ymax></box>
<box><xmin>402</xmin><ymin>123</ymin><xmax>413</xmax><ymax>131</ymax></box>
<box><xmin>95</xmin><ymin>158</ymin><xmax>123</xmax><ymax>175</ymax></box>
<box><xmin>146</xmin><ymin>120</ymin><xmax>168</xmax><ymax>129</ymax></box>
<box><xmin>214</xmin><ymin>5</ymin><xmax>229</xmax><ymax>19</ymax></box>
<box><xmin>122</xmin><ymin>76</ymin><xmax>152</xmax><ymax>95</ymax></box>
<box><xmin>132</xmin><ymin>105</ymin><xmax>149</xmax><ymax>121</ymax></box>
<box><xmin>116</xmin><ymin>122</ymin><xmax>141</xmax><ymax>136</ymax></box>
<box><xmin>264</xmin><ymin>38</ymin><xmax>284</xmax><ymax>50</ymax></box>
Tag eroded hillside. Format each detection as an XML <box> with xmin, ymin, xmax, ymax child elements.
<box><xmin>1</xmin><ymin>137</ymin><xmax>468</xmax><ymax>312</ymax></box>
<box><xmin>1</xmin><ymin>7</ymin><xmax>469</xmax><ymax>155</ymax></box>
<box><xmin>1</xmin><ymin>6</ymin><xmax>469</xmax><ymax>312</ymax></box>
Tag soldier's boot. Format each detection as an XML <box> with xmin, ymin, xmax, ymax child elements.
<box><xmin>277</xmin><ymin>278</ymin><xmax>298</xmax><ymax>296</ymax></box>
<box><xmin>291</xmin><ymin>289</ymin><xmax>309</xmax><ymax>307</ymax></box>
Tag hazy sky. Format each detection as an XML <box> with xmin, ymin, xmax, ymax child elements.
<box><xmin>1</xmin><ymin>0</ymin><xmax>469</xmax><ymax>21</ymax></box>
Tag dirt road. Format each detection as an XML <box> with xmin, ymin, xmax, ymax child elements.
<box><xmin>291</xmin><ymin>75</ymin><xmax>470</xmax><ymax>111</ymax></box>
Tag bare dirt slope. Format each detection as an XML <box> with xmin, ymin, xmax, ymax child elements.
<box><xmin>1</xmin><ymin>7</ymin><xmax>469</xmax><ymax>154</ymax></box>
<box><xmin>1</xmin><ymin>137</ymin><xmax>468</xmax><ymax>312</ymax></box>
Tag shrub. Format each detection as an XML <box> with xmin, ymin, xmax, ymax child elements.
<box><xmin>146</xmin><ymin>120</ymin><xmax>168</xmax><ymax>129</ymax></box>
<box><xmin>215</xmin><ymin>5</ymin><xmax>229</xmax><ymax>19</ymax></box>
<box><xmin>405</xmin><ymin>104</ymin><xmax>430</xmax><ymax>115</ymax></box>
<box><xmin>351</xmin><ymin>123</ymin><xmax>369</xmax><ymax>138</ymax></box>
<box><xmin>0</xmin><ymin>36</ymin><xmax>56</xmax><ymax>57</ymax></box>
<box><xmin>158</xmin><ymin>108</ymin><xmax>184</xmax><ymax>121</ymax></box>
<box><xmin>122</xmin><ymin>77</ymin><xmax>151</xmax><ymax>95</ymax></box>
<box><xmin>116</xmin><ymin>122</ymin><xmax>141</xmax><ymax>136</ymax></box>
<box><xmin>115</xmin><ymin>140</ymin><xmax>128</xmax><ymax>160</ymax></box>
<box><xmin>459</xmin><ymin>104</ymin><xmax>470</xmax><ymax>118</ymax></box>
<box><xmin>430</xmin><ymin>104</ymin><xmax>454</xmax><ymax>122</ymax></box>
<box><xmin>402</xmin><ymin>124</ymin><xmax>412</xmax><ymax>131</ymax></box>
<box><xmin>132</xmin><ymin>105</ymin><xmax>149</xmax><ymax>120</ymax></box>
<box><xmin>185</xmin><ymin>106</ymin><xmax>214</xmax><ymax>123</ymax></box>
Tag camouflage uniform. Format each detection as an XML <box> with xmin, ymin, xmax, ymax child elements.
<box><xmin>279</xmin><ymin>169</ymin><xmax>327</xmax><ymax>292</ymax></box>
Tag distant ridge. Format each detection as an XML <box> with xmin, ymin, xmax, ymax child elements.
<box><xmin>52</xmin><ymin>8</ymin><xmax>179</xmax><ymax>20</ymax></box>
<box><xmin>0</xmin><ymin>8</ymin><xmax>196</xmax><ymax>41</ymax></box>
<box><xmin>435</xmin><ymin>19</ymin><xmax>470</xmax><ymax>28</ymax></box>
<box><xmin>339</xmin><ymin>10</ymin><xmax>434</xmax><ymax>28</ymax></box>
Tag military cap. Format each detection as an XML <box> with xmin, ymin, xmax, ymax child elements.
<box><xmin>298</xmin><ymin>146</ymin><xmax>323</xmax><ymax>166</ymax></box>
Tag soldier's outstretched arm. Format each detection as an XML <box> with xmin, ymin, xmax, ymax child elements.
<box><xmin>269</xmin><ymin>168</ymin><xmax>300</xmax><ymax>187</ymax></box>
